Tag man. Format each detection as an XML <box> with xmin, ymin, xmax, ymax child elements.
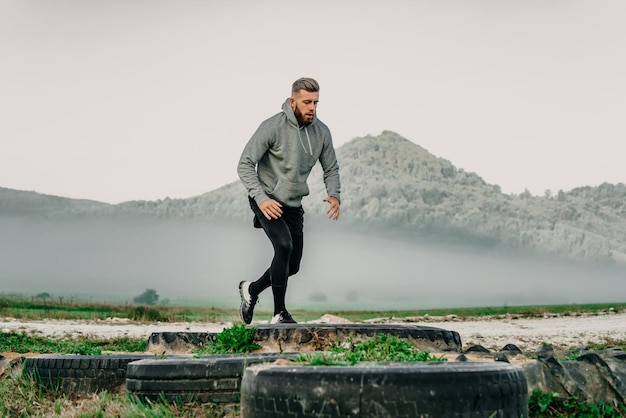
<box><xmin>237</xmin><ymin>77</ymin><xmax>341</xmax><ymax>324</ymax></box>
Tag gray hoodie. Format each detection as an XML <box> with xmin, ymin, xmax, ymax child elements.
<box><xmin>237</xmin><ymin>98</ymin><xmax>341</xmax><ymax>208</ymax></box>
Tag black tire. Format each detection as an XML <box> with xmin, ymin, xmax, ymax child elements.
<box><xmin>126</xmin><ymin>352</ymin><xmax>300</xmax><ymax>404</ymax></box>
<box><xmin>252</xmin><ymin>324</ymin><xmax>462</xmax><ymax>353</ymax></box>
<box><xmin>241</xmin><ymin>362</ymin><xmax>528</xmax><ymax>418</ymax></box>
<box><xmin>23</xmin><ymin>354</ymin><xmax>155</xmax><ymax>394</ymax></box>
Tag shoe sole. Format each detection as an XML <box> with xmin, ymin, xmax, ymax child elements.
<box><xmin>239</xmin><ymin>281</ymin><xmax>251</xmax><ymax>325</ymax></box>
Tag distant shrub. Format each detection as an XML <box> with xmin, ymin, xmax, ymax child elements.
<box><xmin>133</xmin><ymin>288</ymin><xmax>159</xmax><ymax>305</ymax></box>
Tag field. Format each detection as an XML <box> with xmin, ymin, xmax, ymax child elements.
<box><xmin>4</xmin><ymin>294</ymin><xmax>626</xmax><ymax>323</ymax></box>
<box><xmin>3</xmin><ymin>295</ymin><xmax>626</xmax><ymax>417</ymax></box>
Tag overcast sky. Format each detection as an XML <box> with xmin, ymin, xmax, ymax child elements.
<box><xmin>2</xmin><ymin>0</ymin><xmax>625</xmax><ymax>204</ymax></box>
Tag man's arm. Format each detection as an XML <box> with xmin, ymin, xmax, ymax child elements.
<box><xmin>319</xmin><ymin>133</ymin><xmax>341</xmax><ymax>220</ymax></box>
<box><xmin>238</xmin><ymin>124</ymin><xmax>285</xmax><ymax>220</ymax></box>
<box><xmin>237</xmin><ymin>126</ymin><xmax>272</xmax><ymax>205</ymax></box>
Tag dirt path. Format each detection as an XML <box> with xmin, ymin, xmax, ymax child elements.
<box><xmin>3</xmin><ymin>310</ymin><xmax>626</xmax><ymax>352</ymax></box>
<box><xmin>401</xmin><ymin>310</ymin><xmax>626</xmax><ymax>351</ymax></box>
<box><xmin>0</xmin><ymin>317</ymin><xmax>228</xmax><ymax>340</ymax></box>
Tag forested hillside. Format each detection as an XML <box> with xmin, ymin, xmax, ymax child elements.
<box><xmin>2</xmin><ymin>131</ymin><xmax>625</xmax><ymax>265</ymax></box>
<box><xmin>307</xmin><ymin>131</ymin><xmax>626</xmax><ymax>264</ymax></box>
<box><xmin>0</xmin><ymin>187</ymin><xmax>109</xmax><ymax>217</ymax></box>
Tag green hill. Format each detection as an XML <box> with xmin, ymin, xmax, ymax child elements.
<box><xmin>0</xmin><ymin>187</ymin><xmax>109</xmax><ymax>217</ymax></box>
<box><xmin>3</xmin><ymin>131</ymin><xmax>625</xmax><ymax>265</ymax></box>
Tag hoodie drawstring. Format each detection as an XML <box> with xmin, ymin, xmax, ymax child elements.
<box><xmin>297</xmin><ymin>126</ymin><xmax>313</xmax><ymax>155</ymax></box>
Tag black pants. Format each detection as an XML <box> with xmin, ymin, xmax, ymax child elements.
<box><xmin>248</xmin><ymin>196</ymin><xmax>304</xmax><ymax>300</ymax></box>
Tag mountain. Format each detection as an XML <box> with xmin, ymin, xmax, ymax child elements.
<box><xmin>0</xmin><ymin>187</ymin><xmax>109</xmax><ymax>217</ymax></box>
<box><xmin>2</xmin><ymin>131</ymin><xmax>626</xmax><ymax>265</ymax></box>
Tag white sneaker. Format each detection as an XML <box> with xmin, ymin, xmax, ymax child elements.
<box><xmin>239</xmin><ymin>281</ymin><xmax>258</xmax><ymax>324</ymax></box>
<box><xmin>270</xmin><ymin>310</ymin><xmax>297</xmax><ymax>324</ymax></box>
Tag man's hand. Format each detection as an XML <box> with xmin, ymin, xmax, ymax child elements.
<box><xmin>324</xmin><ymin>196</ymin><xmax>340</xmax><ymax>220</ymax></box>
<box><xmin>258</xmin><ymin>198</ymin><xmax>283</xmax><ymax>220</ymax></box>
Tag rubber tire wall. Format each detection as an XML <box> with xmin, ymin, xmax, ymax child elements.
<box><xmin>23</xmin><ymin>354</ymin><xmax>155</xmax><ymax>394</ymax></box>
<box><xmin>126</xmin><ymin>353</ymin><xmax>300</xmax><ymax>404</ymax></box>
<box><xmin>241</xmin><ymin>362</ymin><xmax>528</xmax><ymax>418</ymax></box>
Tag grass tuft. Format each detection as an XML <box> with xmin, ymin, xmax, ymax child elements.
<box><xmin>295</xmin><ymin>334</ymin><xmax>446</xmax><ymax>366</ymax></box>
<box><xmin>528</xmin><ymin>389</ymin><xmax>626</xmax><ymax>417</ymax></box>
<box><xmin>332</xmin><ymin>334</ymin><xmax>447</xmax><ymax>365</ymax></box>
<box><xmin>194</xmin><ymin>324</ymin><xmax>261</xmax><ymax>355</ymax></box>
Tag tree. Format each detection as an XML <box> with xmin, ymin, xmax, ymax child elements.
<box><xmin>520</xmin><ymin>189</ymin><xmax>532</xmax><ymax>199</ymax></box>
<box><xmin>35</xmin><ymin>292</ymin><xmax>51</xmax><ymax>302</ymax></box>
<box><xmin>133</xmin><ymin>288</ymin><xmax>159</xmax><ymax>305</ymax></box>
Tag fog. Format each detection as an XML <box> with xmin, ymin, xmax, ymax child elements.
<box><xmin>1</xmin><ymin>217</ymin><xmax>625</xmax><ymax>311</ymax></box>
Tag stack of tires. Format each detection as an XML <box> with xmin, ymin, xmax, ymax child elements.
<box><xmin>125</xmin><ymin>353</ymin><xmax>300</xmax><ymax>404</ymax></box>
<box><xmin>24</xmin><ymin>354</ymin><xmax>529</xmax><ymax>417</ymax></box>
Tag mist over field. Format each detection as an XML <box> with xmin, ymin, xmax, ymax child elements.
<box><xmin>2</xmin><ymin>131</ymin><xmax>625</xmax><ymax>313</ymax></box>
<box><xmin>1</xmin><ymin>217</ymin><xmax>624</xmax><ymax>311</ymax></box>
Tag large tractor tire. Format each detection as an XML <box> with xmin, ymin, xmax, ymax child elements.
<box><xmin>241</xmin><ymin>361</ymin><xmax>528</xmax><ymax>417</ymax></box>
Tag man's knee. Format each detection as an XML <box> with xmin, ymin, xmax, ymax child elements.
<box><xmin>274</xmin><ymin>236</ymin><xmax>294</xmax><ymax>256</ymax></box>
<box><xmin>288</xmin><ymin>263</ymin><xmax>300</xmax><ymax>276</ymax></box>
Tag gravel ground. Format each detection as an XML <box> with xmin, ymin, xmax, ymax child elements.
<box><xmin>0</xmin><ymin>317</ymin><xmax>228</xmax><ymax>340</ymax></box>
<box><xmin>401</xmin><ymin>310</ymin><xmax>626</xmax><ymax>351</ymax></box>
<box><xmin>2</xmin><ymin>310</ymin><xmax>626</xmax><ymax>352</ymax></box>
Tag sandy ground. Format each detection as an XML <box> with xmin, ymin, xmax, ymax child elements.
<box><xmin>2</xmin><ymin>310</ymin><xmax>626</xmax><ymax>353</ymax></box>
<box><xmin>408</xmin><ymin>310</ymin><xmax>626</xmax><ymax>351</ymax></box>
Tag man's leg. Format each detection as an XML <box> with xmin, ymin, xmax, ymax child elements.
<box><xmin>257</xmin><ymin>215</ymin><xmax>293</xmax><ymax>314</ymax></box>
<box><xmin>249</xmin><ymin>268</ymin><xmax>271</xmax><ymax>297</ymax></box>
<box><xmin>249</xmin><ymin>206</ymin><xmax>303</xmax><ymax>296</ymax></box>
<box><xmin>267</xmin><ymin>205</ymin><xmax>303</xmax><ymax>323</ymax></box>
<box><xmin>282</xmin><ymin>205</ymin><xmax>304</xmax><ymax>278</ymax></box>
<box><xmin>239</xmin><ymin>199</ymin><xmax>275</xmax><ymax>324</ymax></box>
<box><xmin>241</xmin><ymin>198</ymin><xmax>300</xmax><ymax>323</ymax></box>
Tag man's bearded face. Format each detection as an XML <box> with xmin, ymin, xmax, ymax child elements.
<box><xmin>291</xmin><ymin>90</ymin><xmax>319</xmax><ymax>126</ymax></box>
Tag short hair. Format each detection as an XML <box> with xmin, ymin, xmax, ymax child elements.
<box><xmin>292</xmin><ymin>77</ymin><xmax>319</xmax><ymax>95</ymax></box>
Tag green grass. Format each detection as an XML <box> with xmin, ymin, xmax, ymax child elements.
<box><xmin>585</xmin><ymin>338</ymin><xmax>626</xmax><ymax>352</ymax></box>
<box><xmin>3</xmin><ymin>294</ymin><xmax>626</xmax><ymax>324</ymax></box>
<box><xmin>296</xmin><ymin>334</ymin><xmax>447</xmax><ymax>366</ymax></box>
<box><xmin>194</xmin><ymin>324</ymin><xmax>261</xmax><ymax>355</ymax></box>
<box><xmin>528</xmin><ymin>389</ymin><xmax>626</xmax><ymax>417</ymax></box>
<box><xmin>1</xmin><ymin>324</ymin><xmax>259</xmax><ymax>357</ymax></box>
<box><xmin>334</xmin><ymin>333</ymin><xmax>447</xmax><ymax>364</ymax></box>
<box><xmin>0</xmin><ymin>366</ymin><xmax>238</xmax><ymax>418</ymax></box>
<box><xmin>0</xmin><ymin>331</ymin><xmax>147</xmax><ymax>355</ymax></box>
<box><xmin>1</xmin><ymin>324</ymin><xmax>262</xmax><ymax>356</ymax></box>
<box><xmin>0</xmin><ymin>295</ymin><xmax>238</xmax><ymax>323</ymax></box>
